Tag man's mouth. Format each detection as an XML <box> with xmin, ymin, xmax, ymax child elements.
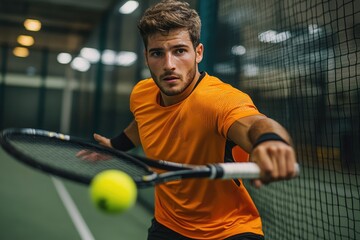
<box><xmin>162</xmin><ymin>75</ymin><xmax>179</xmax><ymax>82</ymax></box>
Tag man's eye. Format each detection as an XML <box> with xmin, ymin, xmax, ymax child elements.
<box><xmin>151</xmin><ymin>51</ymin><xmax>162</xmax><ymax>57</ymax></box>
<box><xmin>176</xmin><ymin>49</ymin><xmax>186</xmax><ymax>54</ymax></box>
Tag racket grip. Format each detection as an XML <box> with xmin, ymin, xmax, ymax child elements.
<box><xmin>218</xmin><ymin>162</ymin><xmax>300</xmax><ymax>179</ymax></box>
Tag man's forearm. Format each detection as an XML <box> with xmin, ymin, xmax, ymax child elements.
<box><xmin>247</xmin><ymin>118</ymin><xmax>293</xmax><ymax>148</ymax></box>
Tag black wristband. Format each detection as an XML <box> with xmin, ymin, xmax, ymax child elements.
<box><xmin>253</xmin><ymin>133</ymin><xmax>289</xmax><ymax>149</ymax></box>
<box><xmin>110</xmin><ymin>132</ymin><xmax>135</xmax><ymax>151</ymax></box>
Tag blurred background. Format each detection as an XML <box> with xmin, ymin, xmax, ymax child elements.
<box><xmin>0</xmin><ymin>0</ymin><xmax>359</xmax><ymax>239</ymax></box>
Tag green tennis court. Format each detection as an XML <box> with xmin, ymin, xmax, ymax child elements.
<box><xmin>0</xmin><ymin>147</ymin><xmax>152</xmax><ymax>240</ymax></box>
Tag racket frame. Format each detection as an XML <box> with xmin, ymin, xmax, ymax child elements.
<box><xmin>0</xmin><ymin>128</ymin><xmax>299</xmax><ymax>188</ymax></box>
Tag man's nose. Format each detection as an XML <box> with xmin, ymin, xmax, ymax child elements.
<box><xmin>163</xmin><ymin>53</ymin><xmax>175</xmax><ymax>71</ymax></box>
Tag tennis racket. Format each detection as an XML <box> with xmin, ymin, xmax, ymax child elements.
<box><xmin>0</xmin><ymin>128</ymin><xmax>299</xmax><ymax>188</ymax></box>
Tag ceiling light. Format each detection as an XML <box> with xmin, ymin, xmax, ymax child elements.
<box><xmin>13</xmin><ymin>47</ymin><xmax>29</xmax><ymax>58</ymax></box>
<box><xmin>119</xmin><ymin>1</ymin><xmax>139</xmax><ymax>14</ymax></box>
<box><xmin>243</xmin><ymin>64</ymin><xmax>259</xmax><ymax>77</ymax></box>
<box><xmin>116</xmin><ymin>51</ymin><xmax>137</xmax><ymax>66</ymax></box>
<box><xmin>57</xmin><ymin>53</ymin><xmax>72</xmax><ymax>64</ymax></box>
<box><xmin>24</xmin><ymin>19</ymin><xmax>41</xmax><ymax>31</ymax></box>
<box><xmin>101</xmin><ymin>49</ymin><xmax>117</xmax><ymax>65</ymax></box>
<box><xmin>17</xmin><ymin>35</ymin><xmax>34</xmax><ymax>46</ymax></box>
<box><xmin>309</xmin><ymin>24</ymin><xmax>322</xmax><ymax>34</ymax></box>
<box><xmin>71</xmin><ymin>57</ymin><xmax>90</xmax><ymax>72</ymax></box>
<box><xmin>258</xmin><ymin>30</ymin><xmax>291</xmax><ymax>43</ymax></box>
<box><xmin>231</xmin><ymin>45</ymin><xmax>246</xmax><ymax>56</ymax></box>
<box><xmin>80</xmin><ymin>47</ymin><xmax>100</xmax><ymax>63</ymax></box>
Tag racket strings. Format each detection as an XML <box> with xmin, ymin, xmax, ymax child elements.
<box><xmin>7</xmin><ymin>134</ymin><xmax>152</xmax><ymax>182</ymax></box>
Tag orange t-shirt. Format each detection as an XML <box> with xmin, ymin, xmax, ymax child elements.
<box><xmin>130</xmin><ymin>73</ymin><xmax>263</xmax><ymax>239</ymax></box>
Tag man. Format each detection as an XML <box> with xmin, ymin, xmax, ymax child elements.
<box><xmin>92</xmin><ymin>0</ymin><xmax>297</xmax><ymax>239</ymax></box>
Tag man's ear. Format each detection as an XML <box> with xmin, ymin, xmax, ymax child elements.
<box><xmin>144</xmin><ymin>50</ymin><xmax>148</xmax><ymax>66</ymax></box>
<box><xmin>195</xmin><ymin>43</ymin><xmax>204</xmax><ymax>63</ymax></box>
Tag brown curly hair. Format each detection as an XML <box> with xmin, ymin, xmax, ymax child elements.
<box><xmin>138</xmin><ymin>0</ymin><xmax>201</xmax><ymax>49</ymax></box>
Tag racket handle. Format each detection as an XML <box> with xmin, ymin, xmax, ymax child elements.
<box><xmin>218</xmin><ymin>162</ymin><xmax>300</xmax><ymax>179</ymax></box>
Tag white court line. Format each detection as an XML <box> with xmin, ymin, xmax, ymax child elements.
<box><xmin>51</xmin><ymin>177</ymin><xmax>95</xmax><ymax>240</ymax></box>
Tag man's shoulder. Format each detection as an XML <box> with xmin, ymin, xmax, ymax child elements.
<box><xmin>135</xmin><ymin>78</ymin><xmax>155</xmax><ymax>87</ymax></box>
<box><xmin>130</xmin><ymin>78</ymin><xmax>157</xmax><ymax>109</ymax></box>
<box><xmin>132</xmin><ymin>78</ymin><xmax>156</xmax><ymax>93</ymax></box>
<box><xmin>199</xmin><ymin>74</ymin><xmax>240</xmax><ymax>94</ymax></box>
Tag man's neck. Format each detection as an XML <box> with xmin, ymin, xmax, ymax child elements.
<box><xmin>160</xmin><ymin>71</ymin><xmax>201</xmax><ymax>106</ymax></box>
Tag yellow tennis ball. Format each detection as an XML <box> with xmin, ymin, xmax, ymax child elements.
<box><xmin>90</xmin><ymin>170</ymin><xmax>137</xmax><ymax>214</ymax></box>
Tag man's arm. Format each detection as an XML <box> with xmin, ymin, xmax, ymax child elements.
<box><xmin>123</xmin><ymin>119</ymin><xmax>141</xmax><ymax>147</ymax></box>
<box><xmin>94</xmin><ymin>119</ymin><xmax>141</xmax><ymax>150</ymax></box>
<box><xmin>227</xmin><ymin>115</ymin><xmax>297</xmax><ymax>188</ymax></box>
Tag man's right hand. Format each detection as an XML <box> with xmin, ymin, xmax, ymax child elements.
<box><xmin>93</xmin><ymin>133</ymin><xmax>112</xmax><ymax>148</ymax></box>
<box><xmin>75</xmin><ymin>133</ymin><xmax>113</xmax><ymax>161</ymax></box>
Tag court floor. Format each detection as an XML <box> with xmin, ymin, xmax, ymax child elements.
<box><xmin>0</xmin><ymin>147</ymin><xmax>153</xmax><ymax>240</ymax></box>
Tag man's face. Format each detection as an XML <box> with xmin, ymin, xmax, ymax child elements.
<box><xmin>145</xmin><ymin>28</ymin><xmax>203</xmax><ymax>97</ymax></box>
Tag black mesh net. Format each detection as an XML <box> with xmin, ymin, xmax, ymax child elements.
<box><xmin>206</xmin><ymin>0</ymin><xmax>360</xmax><ymax>239</ymax></box>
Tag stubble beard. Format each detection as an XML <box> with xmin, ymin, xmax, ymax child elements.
<box><xmin>150</xmin><ymin>63</ymin><xmax>197</xmax><ymax>97</ymax></box>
